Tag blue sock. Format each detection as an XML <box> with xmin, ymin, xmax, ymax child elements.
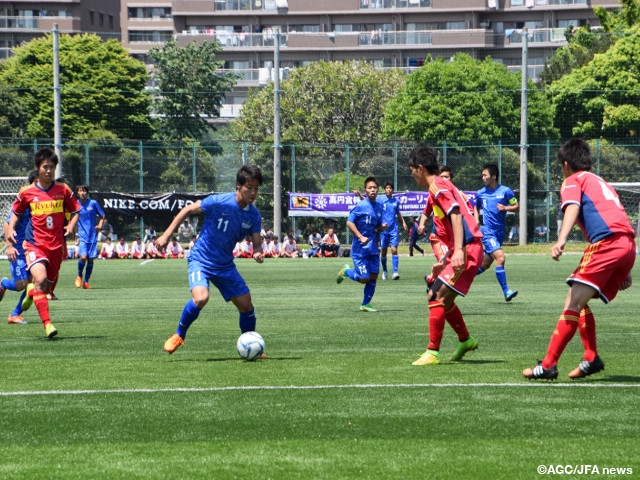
<box><xmin>78</xmin><ymin>259</ymin><xmax>85</xmax><ymax>277</ymax></box>
<box><xmin>381</xmin><ymin>256</ymin><xmax>388</xmax><ymax>273</ymax></box>
<box><xmin>363</xmin><ymin>281</ymin><xmax>376</xmax><ymax>305</ymax></box>
<box><xmin>176</xmin><ymin>299</ymin><xmax>201</xmax><ymax>339</ymax></box>
<box><xmin>476</xmin><ymin>267</ymin><xmax>485</xmax><ymax>276</ymax></box>
<box><xmin>85</xmin><ymin>262</ymin><xmax>94</xmax><ymax>282</ymax></box>
<box><xmin>239</xmin><ymin>308</ymin><xmax>256</xmax><ymax>333</ymax></box>
<box><xmin>12</xmin><ymin>290</ymin><xmax>26</xmax><ymax>316</ymax></box>
<box><xmin>1</xmin><ymin>278</ymin><xmax>17</xmax><ymax>291</ymax></box>
<box><xmin>495</xmin><ymin>266</ymin><xmax>509</xmax><ymax>294</ymax></box>
<box><xmin>392</xmin><ymin>255</ymin><xmax>399</xmax><ymax>274</ymax></box>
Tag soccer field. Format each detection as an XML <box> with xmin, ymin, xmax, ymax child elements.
<box><xmin>1</xmin><ymin>255</ymin><xmax>639</xmax><ymax>479</ymax></box>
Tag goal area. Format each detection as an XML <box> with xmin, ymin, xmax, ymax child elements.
<box><xmin>611</xmin><ymin>183</ymin><xmax>640</xmax><ymax>253</ymax></box>
<box><xmin>0</xmin><ymin>177</ymin><xmax>28</xmax><ymax>256</ymax></box>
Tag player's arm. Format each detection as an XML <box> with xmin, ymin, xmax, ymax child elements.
<box><xmin>498</xmin><ymin>197</ymin><xmax>519</xmax><ymax>213</ymax></box>
<box><xmin>347</xmin><ymin>220</ymin><xmax>369</xmax><ymax>245</ymax></box>
<box><xmin>158</xmin><ymin>201</ymin><xmax>203</xmax><ymax>249</ymax></box>
<box><xmin>251</xmin><ymin>231</ymin><xmax>264</xmax><ymax>263</ymax></box>
<box><xmin>3</xmin><ymin>218</ymin><xmax>18</xmax><ymax>262</ymax></box>
<box><xmin>449</xmin><ymin>207</ymin><xmax>465</xmax><ymax>271</ymax></box>
<box><xmin>65</xmin><ymin>212</ymin><xmax>79</xmax><ymax>237</ymax></box>
<box><xmin>397</xmin><ymin>211</ymin><xmax>407</xmax><ymax>231</ymax></box>
<box><xmin>551</xmin><ymin>203</ymin><xmax>579</xmax><ymax>261</ymax></box>
<box><xmin>96</xmin><ymin>215</ymin><xmax>105</xmax><ymax>231</ymax></box>
<box><xmin>6</xmin><ymin>211</ymin><xmax>20</xmax><ymax>244</ymax></box>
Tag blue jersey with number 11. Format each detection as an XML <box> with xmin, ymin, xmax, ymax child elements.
<box><xmin>189</xmin><ymin>192</ymin><xmax>262</xmax><ymax>271</ymax></box>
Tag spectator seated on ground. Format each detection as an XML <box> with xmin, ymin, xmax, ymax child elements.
<box><xmin>534</xmin><ymin>223</ymin><xmax>548</xmax><ymax>242</ymax></box>
<box><xmin>99</xmin><ymin>237</ymin><xmax>116</xmax><ymax>259</ymax></box>
<box><xmin>166</xmin><ymin>237</ymin><xmax>185</xmax><ymax>259</ymax></box>
<box><xmin>280</xmin><ymin>234</ymin><xmax>299</xmax><ymax>258</ymax></box>
<box><xmin>508</xmin><ymin>226</ymin><xmax>519</xmax><ymax>243</ymax></box>
<box><xmin>261</xmin><ymin>235</ymin><xmax>277</xmax><ymax>258</ymax></box>
<box><xmin>320</xmin><ymin>228</ymin><xmax>340</xmax><ymax>257</ymax></box>
<box><xmin>307</xmin><ymin>229</ymin><xmax>322</xmax><ymax>257</ymax></box>
<box><xmin>237</xmin><ymin>236</ymin><xmax>254</xmax><ymax>258</ymax></box>
<box><xmin>115</xmin><ymin>237</ymin><xmax>131</xmax><ymax>259</ymax></box>
<box><xmin>98</xmin><ymin>219</ymin><xmax>116</xmax><ymax>242</ymax></box>
<box><xmin>146</xmin><ymin>236</ymin><xmax>164</xmax><ymax>259</ymax></box>
<box><xmin>131</xmin><ymin>236</ymin><xmax>147</xmax><ymax>259</ymax></box>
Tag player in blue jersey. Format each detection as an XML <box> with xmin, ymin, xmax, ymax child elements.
<box><xmin>474</xmin><ymin>163</ymin><xmax>519</xmax><ymax>301</ymax></box>
<box><xmin>74</xmin><ymin>184</ymin><xmax>106</xmax><ymax>290</ymax></box>
<box><xmin>161</xmin><ymin>165</ymin><xmax>265</xmax><ymax>355</ymax></box>
<box><xmin>1</xmin><ymin>172</ymin><xmax>38</xmax><ymax>324</ymax></box>
<box><xmin>337</xmin><ymin>177</ymin><xmax>388</xmax><ymax>312</ymax></box>
<box><xmin>378</xmin><ymin>182</ymin><xmax>407</xmax><ymax>280</ymax></box>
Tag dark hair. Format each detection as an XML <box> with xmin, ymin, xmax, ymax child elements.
<box><xmin>237</xmin><ymin>164</ymin><xmax>263</xmax><ymax>186</ymax></box>
<box><xmin>408</xmin><ymin>143</ymin><xmax>439</xmax><ymax>175</ymax></box>
<box><xmin>384</xmin><ymin>181</ymin><xmax>393</xmax><ymax>189</ymax></box>
<box><xmin>482</xmin><ymin>163</ymin><xmax>499</xmax><ymax>179</ymax></box>
<box><xmin>28</xmin><ymin>170</ymin><xmax>38</xmax><ymax>183</ymax></box>
<box><xmin>364</xmin><ymin>176</ymin><xmax>379</xmax><ymax>188</ymax></box>
<box><xmin>439</xmin><ymin>165</ymin><xmax>453</xmax><ymax>179</ymax></box>
<box><xmin>34</xmin><ymin>147</ymin><xmax>58</xmax><ymax>169</ymax></box>
<box><xmin>76</xmin><ymin>183</ymin><xmax>90</xmax><ymax>192</ymax></box>
<box><xmin>557</xmin><ymin>138</ymin><xmax>591</xmax><ymax>172</ymax></box>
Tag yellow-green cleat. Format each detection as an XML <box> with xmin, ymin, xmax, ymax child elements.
<box><xmin>359</xmin><ymin>303</ymin><xmax>378</xmax><ymax>312</ymax></box>
<box><xmin>336</xmin><ymin>264</ymin><xmax>350</xmax><ymax>284</ymax></box>
<box><xmin>45</xmin><ymin>323</ymin><xmax>58</xmax><ymax>339</ymax></box>
<box><xmin>412</xmin><ymin>349</ymin><xmax>440</xmax><ymax>366</ymax></box>
<box><xmin>450</xmin><ymin>336</ymin><xmax>479</xmax><ymax>361</ymax></box>
<box><xmin>22</xmin><ymin>283</ymin><xmax>35</xmax><ymax>312</ymax></box>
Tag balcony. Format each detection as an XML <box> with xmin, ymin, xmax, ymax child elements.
<box><xmin>0</xmin><ymin>16</ymin><xmax>81</xmax><ymax>33</ymax></box>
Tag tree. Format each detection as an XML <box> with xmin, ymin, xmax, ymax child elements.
<box><xmin>382</xmin><ymin>54</ymin><xmax>557</xmax><ymax>144</ymax></box>
<box><xmin>148</xmin><ymin>39</ymin><xmax>238</xmax><ymax>141</ymax></box>
<box><xmin>547</xmin><ymin>25</ymin><xmax>640</xmax><ymax>139</ymax></box>
<box><xmin>594</xmin><ymin>0</ymin><xmax>640</xmax><ymax>34</ymax></box>
<box><xmin>0</xmin><ymin>86</ymin><xmax>27</xmax><ymax>138</ymax></box>
<box><xmin>0</xmin><ymin>34</ymin><xmax>153</xmax><ymax>140</ymax></box>
<box><xmin>230</xmin><ymin>60</ymin><xmax>404</xmax><ymax>146</ymax></box>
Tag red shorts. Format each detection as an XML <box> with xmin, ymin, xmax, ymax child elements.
<box><xmin>437</xmin><ymin>239</ymin><xmax>483</xmax><ymax>296</ymax></box>
<box><xmin>568</xmin><ymin>233</ymin><xmax>636</xmax><ymax>304</ymax></box>
<box><xmin>429</xmin><ymin>233</ymin><xmax>449</xmax><ymax>262</ymax></box>
<box><xmin>24</xmin><ymin>242</ymin><xmax>65</xmax><ymax>283</ymax></box>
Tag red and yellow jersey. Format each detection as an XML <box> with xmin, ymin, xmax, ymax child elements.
<box><xmin>424</xmin><ymin>177</ymin><xmax>482</xmax><ymax>250</ymax></box>
<box><xmin>12</xmin><ymin>181</ymin><xmax>81</xmax><ymax>249</ymax></box>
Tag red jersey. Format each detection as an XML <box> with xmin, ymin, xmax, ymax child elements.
<box><xmin>560</xmin><ymin>171</ymin><xmax>634</xmax><ymax>243</ymax></box>
<box><xmin>424</xmin><ymin>177</ymin><xmax>482</xmax><ymax>250</ymax></box>
<box><xmin>12</xmin><ymin>181</ymin><xmax>81</xmax><ymax>249</ymax></box>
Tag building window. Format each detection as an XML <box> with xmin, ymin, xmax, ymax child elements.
<box><xmin>129</xmin><ymin>31</ymin><xmax>174</xmax><ymax>42</ymax></box>
<box><xmin>99</xmin><ymin>13</ymin><xmax>104</xmax><ymax>28</ymax></box>
<box><xmin>89</xmin><ymin>11</ymin><xmax>94</xmax><ymax>25</ymax></box>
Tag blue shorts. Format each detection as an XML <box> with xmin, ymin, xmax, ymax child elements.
<box><xmin>481</xmin><ymin>232</ymin><xmax>503</xmax><ymax>255</ymax></box>
<box><xmin>187</xmin><ymin>258</ymin><xmax>249</xmax><ymax>302</ymax></box>
<box><xmin>352</xmin><ymin>254</ymin><xmax>380</xmax><ymax>280</ymax></box>
<box><xmin>379</xmin><ymin>228</ymin><xmax>399</xmax><ymax>249</ymax></box>
<box><xmin>10</xmin><ymin>256</ymin><xmax>29</xmax><ymax>282</ymax></box>
<box><xmin>78</xmin><ymin>240</ymin><xmax>99</xmax><ymax>259</ymax></box>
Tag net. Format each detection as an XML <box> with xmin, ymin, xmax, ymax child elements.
<box><xmin>611</xmin><ymin>183</ymin><xmax>640</xmax><ymax>253</ymax></box>
<box><xmin>0</xmin><ymin>177</ymin><xmax>28</xmax><ymax>256</ymax></box>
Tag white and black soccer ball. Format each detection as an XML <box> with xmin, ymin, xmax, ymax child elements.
<box><xmin>236</xmin><ymin>331</ymin><xmax>265</xmax><ymax>361</ymax></box>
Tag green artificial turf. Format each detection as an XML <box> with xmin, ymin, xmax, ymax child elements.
<box><xmin>1</xmin><ymin>254</ymin><xmax>638</xmax><ymax>479</ymax></box>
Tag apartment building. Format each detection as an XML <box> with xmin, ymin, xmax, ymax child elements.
<box><xmin>0</xmin><ymin>1</ymin><xmax>121</xmax><ymax>59</ymax></box>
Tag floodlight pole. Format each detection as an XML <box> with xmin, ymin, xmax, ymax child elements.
<box><xmin>519</xmin><ymin>28</ymin><xmax>528</xmax><ymax>246</ymax></box>
<box><xmin>273</xmin><ymin>29</ymin><xmax>282</xmax><ymax>241</ymax></box>
<box><xmin>53</xmin><ymin>24</ymin><xmax>63</xmax><ymax>179</ymax></box>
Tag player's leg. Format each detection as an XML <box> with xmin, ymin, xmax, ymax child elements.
<box><xmin>360</xmin><ymin>255</ymin><xmax>379</xmax><ymax>311</ymax></box>
<box><xmin>390</xmin><ymin>230</ymin><xmax>400</xmax><ymax>279</ymax></box>
<box><xmin>491</xmin><ymin>248</ymin><xmax>517</xmax><ymax>301</ymax></box>
<box><xmin>380</xmin><ymin>233</ymin><xmax>389</xmax><ymax>280</ymax></box>
<box><xmin>6</xmin><ymin>260</ymin><xmax>29</xmax><ymax>324</ymax></box>
<box><xmin>27</xmin><ymin>260</ymin><xmax>56</xmax><ymax>337</ymax></box>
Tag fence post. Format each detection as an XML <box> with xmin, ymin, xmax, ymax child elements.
<box><xmin>393</xmin><ymin>141</ymin><xmax>398</xmax><ymax>190</ymax></box>
<box><xmin>85</xmin><ymin>142</ymin><xmax>90</xmax><ymax>186</ymax></box>
<box><xmin>545</xmin><ymin>139</ymin><xmax>551</xmax><ymax>243</ymax></box>
<box><xmin>442</xmin><ymin>140</ymin><xmax>447</xmax><ymax>165</ymax></box>
<box><xmin>192</xmin><ymin>141</ymin><xmax>197</xmax><ymax>193</ymax></box>
<box><xmin>595</xmin><ymin>138</ymin><xmax>601</xmax><ymax>176</ymax></box>
<box><xmin>345</xmin><ymin>145</ymin><xmax>350</xmax><ymax>245</ymax></box>
<box><xmin>139</xmin><ymin>141</ymin><xmax>144</xmax><ymax>238</ymax></box>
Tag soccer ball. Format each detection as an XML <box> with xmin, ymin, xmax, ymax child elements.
<box><xmin>236</xmin><ymin>331</ymin><xmax>265</xmax><ymax>361</ymax></box>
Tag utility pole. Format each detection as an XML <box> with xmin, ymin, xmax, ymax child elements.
<box><xmin>53</xmin><ymin>24</ymin><xmax>63</xmax><ymax>179</ymax></box>
<box><xmin>519</xmin><ymin>28</ymin><xmax>528</xmax><ymax>246</ymax></box>
<box><xmin>273</xmin><ymin>29</ymin><xmax>282</xmax><ymax>241</ymax></box>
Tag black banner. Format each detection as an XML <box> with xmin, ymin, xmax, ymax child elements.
<box><xmin>92</xmin><ymin>192</ymin><xmax>210</xmax><ymax>218</ymax></box>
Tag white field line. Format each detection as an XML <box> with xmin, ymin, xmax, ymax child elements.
<box><xmin>1</xmin><ymin>382</ymin><xmax>639</xmax><ymax>397</ymax></box>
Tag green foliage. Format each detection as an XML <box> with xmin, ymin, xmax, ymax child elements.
<box><xmin>547</xmin><ymin>26</ymin><xmax>640</xmax><ymax>139</ymax></box>
<box><xmin>230</xmin><ymin>60</ymin><xmax>404</xmax><ymax>145</ymax></box>
<box><xmin>322</xmin><ymin>171</ymin><xmax>368</xmax><ymax>193</ymax></box>
<box><xmin>0</xmin><ymin>86</ymin><xmax>27</xmax><ymax>137</ymax></box>
<box><xmin>148</xmin><ymin>39</ymin><xmax>239</xmax><ymax>142</ymax></box>
<box><xmin>382</xmin><ymin>54</ymin><xmax>558</xmax><ymax>143</ymax></box>
<box><xmin>0</xmin><ymin>145</ymin><xmax>32</xmax><ymax>176</ymax></box>
<box><xmin>0</xmin><ymin>34</ymin><xmax>154</xmax><ymax>140</ymax></box>
<box><xmin>595</xmin><ymin>0</ymin><xmax>640</xmax><ymax>34</ymax></box>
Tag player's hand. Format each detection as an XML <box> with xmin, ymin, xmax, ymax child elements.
<box><xmin>450</xmin><ymin>248</ymin><xmax>465</xmax><ymax>272</ymax></box>
<box><xmin>359</xmin><ymin>235</ymin><xmax>370</xmax><ymax>245</ymax></box>
<box><xmin>63</xmin><ymin>225</ymin><xmax>74</xmax><ymax>238</ymax></box>
<box><xmin>417</xmin><ymin>226</ymin><xmax>425</xmax><ymax>235</ymax></box>
<box><xmin>379</xmin><ymin>223</ymin><xmax>388</xmax><ymax>232</ymax></box>
<box><xmin>5</xmin><ymin>230</ymin><xmax>17</xmax><ymax>244</ymax></box>
<box><xmin>551</xmin><ymin>240</ymin><xmax>565</xmax><ymax>261</ymax></box>
<box><xmin>431</xmin><ymin>262</ymin><xmax>445</xmax><ymax>278</ymax></box>
<box><xmin>6</xmin><ymin>244</ymin><xmax>17</xmax><ymax>263</ymax></box>
<box><xmin>253</xmin><ymin>251</ymin><xmax>264</xmax><ymax>264</ymax></box>
<box><xmin>496</xmin><ymin>204</ymin><xmax>506</xmax><ymax>211</ymax></box>
<box><xmin>620</xmin><ymin>273</ymin><xmax>633</xmax><ymax>291</ymax></box>
<box><xmin>156</xmin><ymin>235</ymin><xmax>169</xmax><ymax>249</ymax></box>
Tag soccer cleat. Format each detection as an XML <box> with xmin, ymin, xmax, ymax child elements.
<box><xmin>164</xmin><ymin>334</ymin><xmax>184</xmax><ymax>354</ymax></box>
<box><xmin>0</xmin><ymin>278</ymin><xmax>6</xmax><ymax>301</ymax></box>
<box><xmin>336</xmin><ymin>264</ymin><xmax>350</xmax><ymax>284</ymax></box>
<box><xmin>568</xmin><ymin>355</ymin><xmax>605</xmax><ymax>379</ymax></box>
<box><xmin>360</xmin><ymin>303</ymin><xmax>378</xmax><ymax>312</ymax></box>
<box><xmin>381</xmin><ymin>271</ymin><xmax>387</xmax><ymax>281</ymax></box>
<box><xmin>412</xmin><ymin>349</ymin><xmax>440</xmax><ymax>366</ymax></box>
<box><xmin>82</xmin><ymin>282</ymin><xmax>91</xmax><ymax>290</ymax></box>
<box><xmin>22</xmin><ymin>284</ymin><xmax>35</xmax><ymax>312</ymax></box>
<box><xmin>450</xmin><ymin>336</ymin><xmax>479</xmax><ymax>361</ymax></box>
<box><xmin>392</xmin><ymin>272</ymin><xmax>400</xmax><ymax>280</ymax></box>
<box><xmin>45</xmin><ymin>323</ymin><xmax>58</xmax><ymax>339</ymax></box>
<box><xmin>7</xmin><ymin>314</ymin><xmax>28</xmax><ymax>325</ymax></box>
<box><xmin>522</xmin><ymin>361</ymin><xmax>558</xmax><ymax>380</ymax></box>
<box><xmin>505</xmin><ymin>290</ymin><xmax>518</xmax><ymax>302</ymax></box>
<box><xmin>75</xmin><ymin>276</ymin><xmax>82</xmax><ymax>288</ymax></box>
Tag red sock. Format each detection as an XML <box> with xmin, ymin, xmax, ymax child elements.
<box><xmin>578</xmin><ymin>306</ymin><xmax>597</xmax><ymax>362</ymax></box>
<box><xmin>542</xmin><ymin>310</ymin><xmax>579</xmax><ymax>369</ymax></box>
<box><xmin>444</xmin><ymin>304</ymin><xmax>470</xmax><ymax>341</ymax></box>
<box><xmin>427</xmin><ymin>301</ymin><xmax>446</xmax><ymax>351</ymax></box>
<box><xmin>33</xmin><ymin>292</ymin><xmax>51</xmax><ymax>326</ymax></box>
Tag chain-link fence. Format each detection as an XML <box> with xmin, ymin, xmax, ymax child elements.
<box><xmin>2</xmin><ymin>139</ymin><xmax>639</xmax><ymax>246</ymax></box>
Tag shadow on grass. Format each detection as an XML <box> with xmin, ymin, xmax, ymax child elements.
<box><xmin>205</xmin><ymin>356</ymin><xmax>303</xmax><ymax>362</ymax></box>
<box><xmin>592</xmin><ymin>375</ymin><xmax>640</xmax><ymax>384</ymax></box>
